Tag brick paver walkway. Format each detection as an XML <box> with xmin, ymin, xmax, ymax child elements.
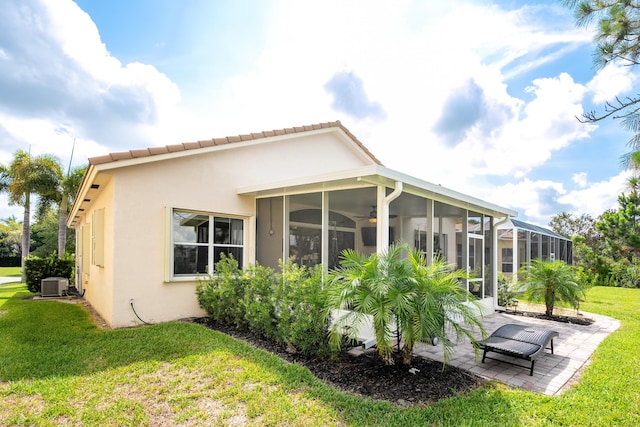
<box><xmin>413</xmin><ymin>310</ymin><xmax>620</xmax><ymax>395</ymax></box>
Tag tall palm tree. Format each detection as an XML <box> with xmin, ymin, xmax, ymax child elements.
<box><xmin>0</xmin><ymin>150</ymin><xmax>62</xmax><ymax>281</ymax></box>
<box><xmin>33</xmin><ymin>165</ymin><xmax>86</xmax><ymax>257</ymax></box>
<box><xmin>326</xmin><ymin>243</ymin><xmax>485</xmax><ymax>366</ymax></box>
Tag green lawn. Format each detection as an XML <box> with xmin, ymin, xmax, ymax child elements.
<box><xmin>0</xmin><ymin>283</ymin><xmax>638</xmax><ymax>426</ymax></box>
<box><xmin>0</xmin><ymin>267</ymin><xmax>21</xmax><ymax>277</ymax></box>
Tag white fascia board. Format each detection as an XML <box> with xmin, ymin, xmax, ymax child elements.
<box><xmin>238</xmin><ymin>164</ymin><xmax>517</xmax><ymax>218</ymax></box>
<box><xmin>66</xmin><ymin>164</ymin><xmax>99</xmax><ymax>228</ymax></box>
<box><xmin>362</xmin><ymin>167</ymin><xmax>518</xmax><ymax>218</ymax></box>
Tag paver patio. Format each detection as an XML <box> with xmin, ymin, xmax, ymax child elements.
<box><xmin>413</xmin><ymin>310</ymin><xmax>620</xmax><ymax>395</ymax></box>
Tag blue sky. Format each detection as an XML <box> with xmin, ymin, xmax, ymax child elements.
<box><xmin>0</xmin><ymin>0</ymin><xmax>636</xmax><ymax>227</ymax></box>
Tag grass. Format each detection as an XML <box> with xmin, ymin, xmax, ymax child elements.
<box><xmin>0</xmin><ymin>267</ymin><xmax>21</xmax><ymax>277</ymax></box>
<box><xmin>0</xmin><ymin>283</ymin><xmax>639</xmax><ymax>426</ymax></box>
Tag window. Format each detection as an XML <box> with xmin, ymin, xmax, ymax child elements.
<box><xmin>172</xmin><ymin>209</ymin><xmax>244</xmax><ymax>276</ymax></box>
<box><xmin>81</xmin><ymin>224</ymin><xmax>90</xmax><ymax>273</ymax></box>
<box><xmin>502</xmin><ymin>248</ymin><xmax>513</xmax><ymax>273</ymax></box>
<box><xmin>92</xmin><ymin>209</ymin><xmax>104</xmax><ymax>267</ymax></box>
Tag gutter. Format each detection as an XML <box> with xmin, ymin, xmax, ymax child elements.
<box><xmin>378</xmin><ymin>181</ymin><xmax>403</xmax><ymax>251</ymax></box>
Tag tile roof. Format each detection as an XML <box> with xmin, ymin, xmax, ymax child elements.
<box><xmin>88</xmin><ymin>120</ymin><xmax>382</xmax><ymax>166</ymax></box>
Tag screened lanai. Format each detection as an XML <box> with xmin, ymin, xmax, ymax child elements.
<box><xmin>241</xmin><ymin>165</ymin><xmax>517</xmax><ymax>312</ymax></box>
<box><xmin>496</xmin><ymin>218</ymin><xmax>573</xmax><ymax>280</ymax></box>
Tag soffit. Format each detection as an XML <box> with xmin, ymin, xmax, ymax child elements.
<box><xmin>238</xmin><ymin>165</ymin><xmax>517</xmax><ymax>218</ymax></box>
<box><xmin>68</xmin><ymin>171</ymin><xmax>110</xmax><ymax>228</ymax></box>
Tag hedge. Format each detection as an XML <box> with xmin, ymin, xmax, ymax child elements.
<box><xmin>24</xmin><ymin>253</ymin><xmax>74</xmax><ymax>294</ymax></box>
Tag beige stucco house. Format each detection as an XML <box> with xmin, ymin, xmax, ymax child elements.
<box><xmin>68</xmin><ymin>121</ymin><xmax>517</xmax><ymax>328</ymax></box>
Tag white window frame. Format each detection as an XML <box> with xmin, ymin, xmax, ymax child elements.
<box><xmin>167</xmin><ymin>207</ymin><xmax>246</xmax><ymax>281</ymax></box>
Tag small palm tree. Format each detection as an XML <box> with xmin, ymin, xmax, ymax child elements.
<box><xmin>326</xmin><ymin>245</ymin><xmax>406</xmax><ymax>365</ymax></box>
<box><xmin>326</xmin><ymin>244</ymin><xmax>485</xmax><ymax>365</ymax></box>
<box><xmin>401</xmin><ymin>249</ymin><xmax>485</xmax><ymax>365</ymax></box>
<box><xmin>519</xmin><ymin>259</ymin><xmax>584</xmax><ymax>316</ymax></box>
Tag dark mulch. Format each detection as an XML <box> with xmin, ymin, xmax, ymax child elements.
<box><xmin>194</xmin><ymin>318</ymin><xmax>485</xmax><ymax>406</ymax></box>
<box><xmin>500</xmin><ymin>309</ymin><xmax>594</xmax><ymax>326</ymax></box>
<box><xmin>193</xmin><ymin>308</ymin><xmax>590</xmax><ymax>406</ymax></box>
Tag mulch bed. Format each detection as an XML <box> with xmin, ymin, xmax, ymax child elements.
<box><xmin>500</xmin><ymin>308</ymin><xmax>595</xmax><ymax>326</ymax></box>
<box><xmin>194</xmin><ymin>318</ymin><xmax>485</xmax><ymax>406</ymax></box>
<box><xmin>194</xmin><ymin>308</ymin><xmax>591</xmax><ymax>406</ymax></box>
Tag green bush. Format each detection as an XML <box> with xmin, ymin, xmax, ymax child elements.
<box><xmin>497</xmin><ymin>273</ymin><xmax>517</xmax><ymax>307</ymax></box>
<box><xmin>195</xmin><ymin>254</ymin><xmax>248</xmax><ymax>328</ymax></box>
<box><xmin>196</xmin><ymin>256</ymin><xmax>333</xmax><ymax>357</ymax></box>
<box><xmin>24</xmin><ymin>253</ymin><xmax>75</xmax><ymax>293</ymax></box>
<box><xmin>243</xmin><ymin>263</ymin><xmax>277</xmax><ymax>339</ymax></box>
<box><xmin>574</xmin><ymin>266</ymin><xmax>599</xmax><ymax>290</ymax></box>
<box><xmin>274</xmin><ymin>260</ymin><xmax>331</xmax><ymax>356</ymax></box>
<box><xmin>617</xmin><ymin>257</ymin><xmax>640</xmax><ymax>288</ymax></box>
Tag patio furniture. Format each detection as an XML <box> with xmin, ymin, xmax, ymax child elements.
<box><xmin>480</xmin><ymin>324</ymin><xmax>559</xmax><ymax>375</ymax></box>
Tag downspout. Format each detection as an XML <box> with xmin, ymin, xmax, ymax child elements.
<box><xmin>493</xmin><ymin>215</ymin><xmax>511</xmax><ymax>311</ymax></box>
<box><xmin>378</xmin><ymin>181</ymin><xmax>403</xmax><ymax>251</ymax></box>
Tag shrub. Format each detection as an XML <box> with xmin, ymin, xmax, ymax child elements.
<box><xmin>274</xmin><ymin>260</ymin><xmax>331</xmax><ymax>356</ymax></box>
<box><xmin>243</xmin><ymin>263</ymin><xmax>277</xmax><ymax>339</ymax></box>
<box><xmin>196</xmin><ymin>254</ymin><xmax>248</xmax><ymax>328</ymax></box>
<box><xmin>24</xmin><ymin>253</ymin><xmax>75</xmax><ymax>294</ymax></box>
<box><xmin>608</xmin><ymin>257</ymin><xmax>640</xmax><ymax>288</ymax></box>
<box><xmin>574</xmin><ymin>266</ymin><xmax>599</xmax><ymax>290</ymax></box>
<box><xmin>0</xmin><ymin>256</ymin><xmax>21</xmax><ymax>267</ymax></box>
<box><xmin>497</xmin><ymin>273</ymin><xmax>517</xmax><ymax>307</ymax></box>
<box><xmin>196</xmin><ymin>256</ymin><xmax>333</xmax><ymax>357</ymax></box>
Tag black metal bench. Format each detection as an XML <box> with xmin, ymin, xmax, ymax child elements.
<box><xmin>480</xmin><ymin>324</ymin><xmax>559</xmax><ymax>375</ymax></box>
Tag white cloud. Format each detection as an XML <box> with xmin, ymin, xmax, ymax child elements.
<box><xmin>483</xmin><ymin>171</ymin><xmax>629</xmax><ymax>226</ymax></box>
<box><xmin>185</xmin><ymin>0</ymin><xmax>605</xmax><ymax>221</ymax></box>
<box><xmin>484</xmin><ymin>178</ymin><xmax>567</xmax><ymax>225</ymax></box>
<box><xmin>558</xmin><ymin>170</ymin><xmax>630</xmax><ymax>217</ymax></box>
<box><xmin>587</xmin><ymin>63</ymin><xmax>636</xmax><ymax>104</ymax></box>
<box><xmin>0</xmin><ymin>0</ymin><xmax>182</xmax><ymax>169</ymax></box>
<box><xmin>572</xmin><ymin>172</ymin><xmax>588</xmax><ymax>188</ymax></box>
<box><xmin>0</xmin><ymin>0</ymin><xmax>626</xmax><ymax>231</ymax></box>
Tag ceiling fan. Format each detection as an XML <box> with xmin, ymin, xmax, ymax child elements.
<box><xmin>357</xmin><ymin>205</ymin><xmax>397</xmax><ymax>223</ymax></box>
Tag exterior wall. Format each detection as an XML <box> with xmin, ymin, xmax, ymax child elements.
<box><xmin>88</xmin><ymin>130</ymin><xmax>377</xmax><ymax>327</ymax></box>
<box><xmin>78</xmin><ymin>176</ymin><xmax>115</xmax><ymax>326</ymax></box>
<box><xmin>440</xmin><ymin>217</ymin><xmax>458</xmax><ymax>263</ymax></box>
<box><xmin>236</xmin><ymin>132</ymin><xmax>376</xmax><ymax>182</ymax></box>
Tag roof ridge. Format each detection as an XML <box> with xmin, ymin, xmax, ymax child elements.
<box><xmin>89</xmin><ymin>120</ymin><xmax>382</xmax><ymax>166</ymax></box>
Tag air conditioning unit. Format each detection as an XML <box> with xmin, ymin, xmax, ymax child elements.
<box><xmin>41</xmin><ymin>277</ymin><xmax>69</xmax><ymax>297</ymax></box>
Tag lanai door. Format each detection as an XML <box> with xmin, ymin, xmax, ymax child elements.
<box><xmin>468</xmin><ymin>233</ymin><xmax>484</xmax><ymax>298</ymax></box>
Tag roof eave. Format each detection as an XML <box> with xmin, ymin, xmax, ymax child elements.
<box><xmin>239</xmin><ymin>165</ymin><xmax>517</xmax><ymax>218</ymax></box>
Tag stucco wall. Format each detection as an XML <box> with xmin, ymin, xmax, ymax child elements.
<box><xmin>94</xmin><ymin>130</ymin><xmax>376</xmax><ymax>327</ymax></box>
<box><xmin>78</xmin><ymin>175</ymin><xmax>115</xmax><ymax>326</ymax></box>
